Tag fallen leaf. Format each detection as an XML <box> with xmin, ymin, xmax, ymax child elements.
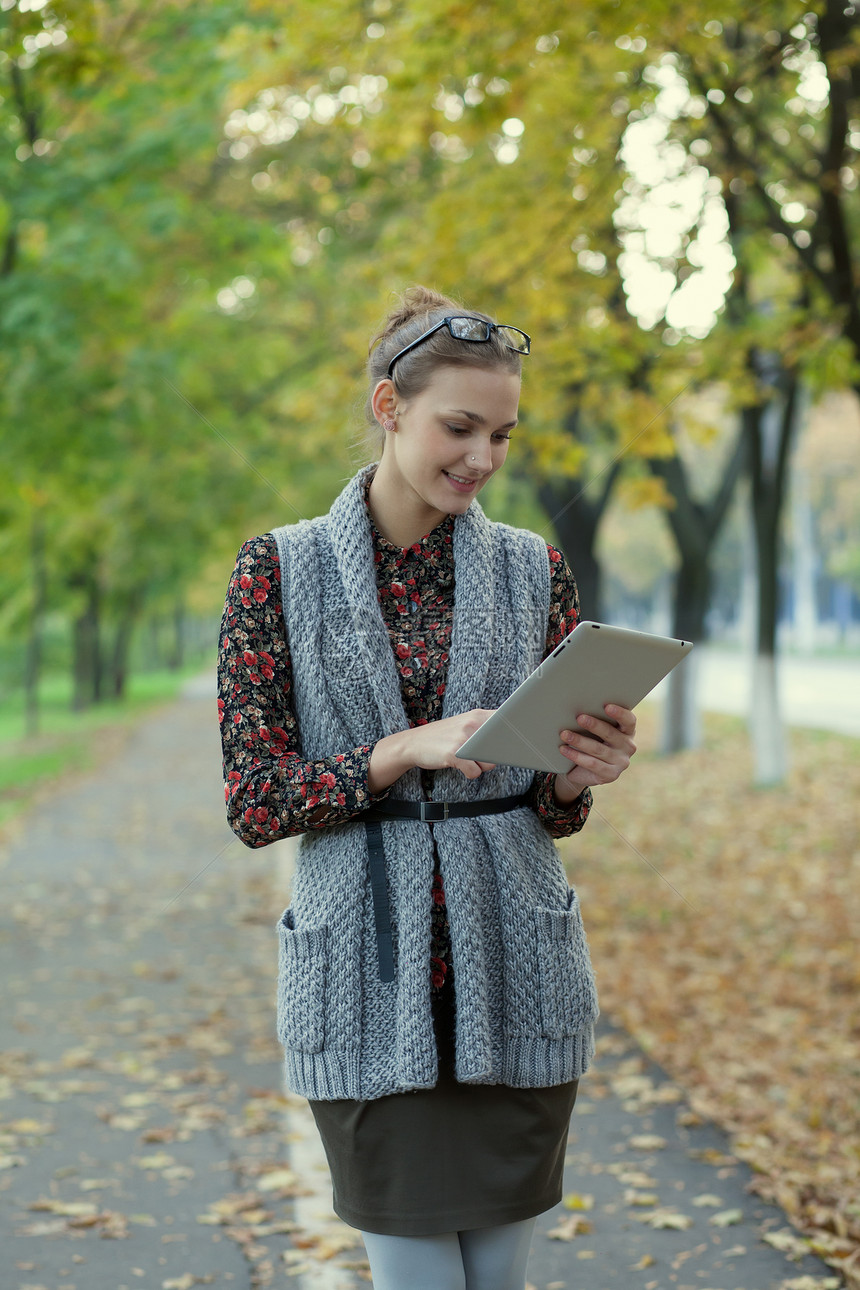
<box><xmin>28</xmin><ymin>1199</ymin><xmax>99</xmax><ymax>1217</ymax></box>
<box><xmin>778</xmin><ymin>1278</ymin><xmax>841</xmax><ymax>1289</ymax></box>
<box><xmin>687</xmin><ymin>1148</ymin><xmax>736</xmax><ymax>1167</ymax></box>
<box><xmin>162</xmin><ymin>1277</ymin><xmax>215</xmax><ymax>1290</ymax></box>
<box><xmin>629</xmin><ymin>1134</ymin><xmax>667</xmax><ymax>1151</ymax></box>
<box><xmin>547</xmin><ymin>1214</ymin><xmax>593</xmax><ymax>1240</ymax></box>
<box><xmin>256</xmin><ymin>1167</ymin><xmax>298</xmax><ymax>1192</ymax></box>
<box><xmin>632</xmin><ymin>1254</ymin><xmax>656</xmax><ymax>1270</ymax></box>
<box><xmin>692</xmin><ymin>1193</ymin><xmax>723</xmax><ymax>1207</ymax></box>
<box><xmin>6</xmin><ymin>1119</ymin><xmax>53</xmax><ymax>1134</ymax></box>
<box><xmin>709</xmin><ymin>1208</ymin><xmax>744</xmax><ymax>1227</ymax></box>
<box><xmin>562</xmin><ymin>1192</ymin><xmax>594</xmax><ymax>1211</ymax></box>
<box><xmin>637</xmin><ymin>1208</ymin><xmax>694</xmax><ymax>1230</ymax></box>
<box><xmin>617</xmin><ymin>1170</ymin><xmax>657</xmax><ymax>1187</ymax></box>
<box><xmin>135</xmin><ymin>1153</ymin><xmax>176</xmax><ymax>1170</ymax></box>
<box><xmin>763</xmin><ymin>1229</ymin><xmax>811</xmax><ymax>1260</ymax></box>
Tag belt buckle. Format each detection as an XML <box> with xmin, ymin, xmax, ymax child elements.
<box><xmin>419</xmin><ymin>800</ymin><xmax>448</xmax><ymax>823</ymax></box>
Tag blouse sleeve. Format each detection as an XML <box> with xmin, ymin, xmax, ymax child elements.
<box><xmin>218</xmin><ymin>535</ymin><xmax>391</xmax><ymax>848</ymax></box>
<box><xmin>525</xmin><ymin>543</ymin><xmax>593</xmax><ymax>838</ymax></box>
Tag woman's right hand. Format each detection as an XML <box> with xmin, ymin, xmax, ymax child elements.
<box><xmin>367</xmin><ymin>709</ymin><xmax>497</xmax><ymax>793</ymax></box>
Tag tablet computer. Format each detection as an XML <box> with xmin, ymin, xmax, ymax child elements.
<box><xmin>455</xmin><ymin>621</ymin><xmax>693</xmax><ymax>774</ymax></box>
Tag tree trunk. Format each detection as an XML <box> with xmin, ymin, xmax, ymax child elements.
<box><xmin>537</xmin><ymin>461</ymin><xmax>621</xmax><ymax>621</ymax></box>
<box><xmin>660</xmin><ymin>554</ymin><xmax>712</xmax><ymax>752</ymax></box>
<box><xmin>790</xmin><ymin>439</ymin><xmax>817</xmax><ymax>655</ymax></box>
<box><xmin>647</xmin><ymin>425</ymin><xmax>745</xmax><ymax>753</ymax></box>
<box><xmin>744</xmin><ymin>367</ymin><xmax>800</xmax><ymax>786</ymax></box>
<box><xmin>167</xmin><ymin>599</ymin><xmax>185</xmax><ymax>671</ymax></box>
<box><xmin>72</xmin><ymin>576</ymin><xmax>102</xmax><ymax>710</ymax></box>
<box><xmin>24</xmin><ymin>509</ymin><xmax>47</xmax><ymax>737</ymax></box>
<box><xmin>108</xmin><ymin>592</ymin><xmax>143</xmax><ymax>699</ymax></box>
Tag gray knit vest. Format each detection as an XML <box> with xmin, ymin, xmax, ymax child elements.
<box><xmin>270</xmin><ymin>465</ymin><xmax>598</xmax><ymax>1101</ymax></box>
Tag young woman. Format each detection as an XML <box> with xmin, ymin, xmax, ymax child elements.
<box><xmin>218</xmin><ymin>286</ymin><xmax>637</xmax><ymax>1290</ymax></box>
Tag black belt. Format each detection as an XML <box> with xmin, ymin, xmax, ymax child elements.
<box><xmin>363</xmin><ymin>794</ymin><xmax>529</xmax><ymax>983</ymax></box>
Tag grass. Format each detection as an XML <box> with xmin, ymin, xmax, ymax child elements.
<box><xmin>564</xmin><ymin>705</ymin><xmax>860</xmax><ymax>1285</ymax></box>
<box><xmin>0</xmin><ymin>657</ymin><xmax>214</xmax><ymax>829</ymax></box>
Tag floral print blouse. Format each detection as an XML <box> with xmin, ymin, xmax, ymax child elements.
<box><xmin>217</xmin><ymin>486</ymin><xmax>593</xmax><ymax>996</ymax></box>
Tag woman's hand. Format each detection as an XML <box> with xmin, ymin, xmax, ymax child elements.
<box><xmin>553</xmin><ymin>704</ymin><xmax>637</xmax><ymax>803</ymax></box>
<box><xmin>368</xmin><ymin>709</ymin><xmax>497</xmax><ymax>793</ymax></box>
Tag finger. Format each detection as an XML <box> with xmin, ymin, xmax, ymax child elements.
<box><xmin>476</xmin><ymin>760</ymin><xmax>497</xmax><ymax>772</ymax></box>
<box><xmin>561</xmin><ymin>728</ymin><xmax>633</xmax><ymax>773</ymax></box>
<box><xmin>565</xmin><ymin>746</ymin><xmax>624</xmax><ymax>783</ymax></box>
<box><xmin>576</xmin><ymin>712</ymin><xmax>634</xmax><ymax>748</ymax></box>
<box><xmin>604</xmin><ymin>703</ymin><xmax>637</xmax><ymax>735</ymax></box>
<box><xmin>562</xmin><ymin>725</ymin><xmax>614</xmax><ymax>760</ymax></box>
<box><xmin>453</xmin><ymin>757</ymin><xmax>486</xmax><ymax>780</ymax></box>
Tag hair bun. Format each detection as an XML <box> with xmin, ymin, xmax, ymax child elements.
<box><xmin>370</xmin><ymin>285</ymin><xmax>460</xmax><ymax>352</ymax></box>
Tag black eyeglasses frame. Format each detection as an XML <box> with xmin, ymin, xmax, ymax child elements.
<box><xmin>386</xmin><ymin>315</ymin><xmax>531</xmax><ymax>379</ymax></box>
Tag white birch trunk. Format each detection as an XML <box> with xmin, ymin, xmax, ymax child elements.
<box><xmin>740</xmin><ymin>495</ymin><xmax>757</xmax><ymax>652</ymax></box>
<box><xmin>660</xmin><ymin>648</ymin><xmax>700</xmax><ymax>753</ymax></box>
<box><xmin>750</xmin><ymin>652</ymin><xmax>789</xmax><ymax>785</ymax></box>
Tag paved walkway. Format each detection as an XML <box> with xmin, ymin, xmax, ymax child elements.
<box><xmin>678</xmin><ymin>646</ymin><xmax>860</xmax><ymax>737</ymax></box>
<box><xmin>0</xmin><ymin>690</ymin><xmax>838</xmax><ymax>1290</ymax></box>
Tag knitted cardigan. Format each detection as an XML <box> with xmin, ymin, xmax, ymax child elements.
<box><xmin>270</xmin><ymin>465</ymin><xmax>598</xmax><ymax>1101</ymax></box>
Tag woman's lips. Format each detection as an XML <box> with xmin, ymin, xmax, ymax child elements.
<box><xmin>443</xmin><ymin>470</ymin><xmax>479</xmax><ymax>492</ymax></box>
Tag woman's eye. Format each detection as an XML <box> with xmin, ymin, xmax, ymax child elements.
<box><xmin>446</xmin><ymin>424</ymin><xmax>470</xmax><ymax>435</ymax></box>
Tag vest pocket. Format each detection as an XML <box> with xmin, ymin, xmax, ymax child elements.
<box><xmin>276</xmin><ymin>907</ymin><xmax>328</xmax><ymax>1053</ymax></box>
<box><xmin>534</xmin><ymin>889</ymin><xmax>599</xmax><ymax>1038</ymax></box>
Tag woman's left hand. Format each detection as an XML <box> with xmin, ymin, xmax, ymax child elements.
<box><xmin>553</xmin><ymin>704</ymin><xmax>637</xmax><ymax>801</ymax></box>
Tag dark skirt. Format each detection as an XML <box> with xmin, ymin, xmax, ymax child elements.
<box><xmin>308</xmin><ymin>980</ymin><xmax>578</xmax><ymax>1236</ymax></box>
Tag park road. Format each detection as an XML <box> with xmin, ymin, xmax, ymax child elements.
<box><xmin>0</xmin><ymin>688</ymin><xmax>837</xmax><ymax>1290</ymax></box>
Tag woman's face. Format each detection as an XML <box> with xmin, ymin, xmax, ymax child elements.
<box><xmin>377</xmin><ymin>364</ymin><xmax>520</xmax><ymax>525</ymax></box>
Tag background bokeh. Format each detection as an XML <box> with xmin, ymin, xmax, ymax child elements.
<box><xmin>2</xmin><ymin>4</ymin><xmax>860</xmax><ymax>1283</ymax></box>
<box><xmin>2</xmin><ymin>0</ymin><xmax>858</xmax><ymax>782</ymax></box>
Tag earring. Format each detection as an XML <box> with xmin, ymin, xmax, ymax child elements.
<box><xmin>383</xmin><ymin>418</ymin><xmax>396</xmax><ymax>433</ymax></box>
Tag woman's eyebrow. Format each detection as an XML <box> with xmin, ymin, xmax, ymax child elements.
<box><xmin>448</xmin><ymin>408</ymin><xmax>518</xmax><ymax>429</ymax></box>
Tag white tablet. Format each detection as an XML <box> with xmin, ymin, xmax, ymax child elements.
<box><xmin>455</xmin><ymin>621</ymin><xmax>693</xmax><ymax>774</ymax></box>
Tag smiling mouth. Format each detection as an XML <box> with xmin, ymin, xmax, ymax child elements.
<box><xmin>443</xmin><ymin>471</ymin><xmax>479</xmax><ymax>485</ymax></box>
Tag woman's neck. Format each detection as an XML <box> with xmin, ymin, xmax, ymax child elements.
<box><xmin>367</xmin><ymin>469</ymin><xmax>448</xmax><ymax>548</ymax></box>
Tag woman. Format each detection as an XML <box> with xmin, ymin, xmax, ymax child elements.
<box><xmin>218</xmin><ymin>286</ymin><xmax>637</xmax><ymax>1290</ymax></box>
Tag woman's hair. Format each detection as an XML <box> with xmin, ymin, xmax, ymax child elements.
<box><xmin>361</xmin><ymin>286</ymin><xmax>522</xmax><ymax>455</ymax></box>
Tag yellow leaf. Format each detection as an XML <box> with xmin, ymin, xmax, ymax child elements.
<box><xmin>256</xmin><ymin>1167</ymin><xmax>298</xmax><ymax>1192</ymax></box>
<box><xmin>547</xmin><ymin>1214</ymin><xmax>593</xmax><ymax>1240</ymax></box>
<box><xmin>563</xmin><ymin>1192</ymin><xmax>594</xmax><ymax>1211</ymax></box>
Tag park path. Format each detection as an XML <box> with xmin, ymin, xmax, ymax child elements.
<box><xmin>674</xmin><ymin>645</ymin><xmax>860</xmax><ymax>737</ymax></box>
<box><xmin>0</xmin><ymin>686</ymin><xmax>839</xmax><ymax>1290</ymax></box>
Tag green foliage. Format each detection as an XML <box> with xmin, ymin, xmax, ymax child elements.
<box><xmin>1</xmin><ymin>1</ymin><xmax>857</xmax><ymax>712</ymax></box>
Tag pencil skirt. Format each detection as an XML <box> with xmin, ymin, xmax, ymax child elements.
<box><xmin>308</xmin><ymin>982</ymin><xmax>578</xmax><ymax>1237</ymax></box>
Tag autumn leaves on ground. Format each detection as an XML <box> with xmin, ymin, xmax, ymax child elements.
<box><xmin>1</xmin><ymin>698</ymin><xmax>857</xmax><ymax>1288</ymax></box>
<box><xmin>567</xmin><ymin>707</ymin><xmax>860</xmax><ymax>1288</ymax></box>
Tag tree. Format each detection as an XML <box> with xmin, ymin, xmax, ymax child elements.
<box><xmin>0</xmin><ymin>1</ymin><xmax>327</xmax><ymax>712</ymax></box>
<box><xmin>647</xmin><ymin>422</ymin><xmax>746</xmax><ymax>750</ymax></box>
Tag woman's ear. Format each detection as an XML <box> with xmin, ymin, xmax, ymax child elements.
<box><xmin>370</xmin><ymin>378</ymin><xmax>398</xmax><ymax>430</ymax></box>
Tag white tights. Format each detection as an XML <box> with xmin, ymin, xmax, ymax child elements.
<box><xmin>361</xmin><ymin>1217</ymin><xmax>537</xmax><ymax>1290</ymax></box>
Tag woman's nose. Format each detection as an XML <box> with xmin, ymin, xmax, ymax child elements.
<box><xmin>466</xmin><ymin>439</ymin><xmax>492</xmax><ymax>471</ymax></box>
